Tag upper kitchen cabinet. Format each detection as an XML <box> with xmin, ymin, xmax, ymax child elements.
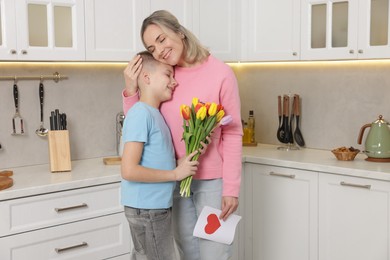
<box><xmin>301</xmin><ymin>0</ymin><xmax>390</xmax><ymax>60</ymax></box>
<box><xmin>194</xmin><ymin>0</ymin><xmax>240</xmax><ymax>62</ymax></box>
<box><xmin>0</xmin><ymin>0</ymin><xmax>17</xmax><ymax>58</ymax></box>
<box><xmin>241</xmin><ymin>0</ymin><xmax>301</xmax><ymax>61</ymax></box>
<box><xmin>84</xmin><ymin>0</ymin><xmax>146</xmax><ymax>61</ymax></box>
<box><xmin>147</xmin><ymin>0</ymin><xmax>240</xmax><ymax>62</ymax></box>
<box><xmin>84</xmin><ymin>0</ymin><xmax>195</xmax><ymax>61</ymax></box>
<box><xmin>0</xmin><ymin>0</ymin><xmax>85</xmax><ymax>61</ymax></box>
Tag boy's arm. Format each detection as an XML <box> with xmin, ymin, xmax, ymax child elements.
<box><xmin>121</xmin><ymin>142</ymin><xmax>199</xmax><ymax>182</ymax></box>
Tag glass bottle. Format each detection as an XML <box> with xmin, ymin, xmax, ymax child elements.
<box><xmin>248</xmin><ymin>110</ymin><xmax>255</xmax><ymax>143</ymax></box>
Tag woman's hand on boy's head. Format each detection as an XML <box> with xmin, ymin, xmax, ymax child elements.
<box><xmin>123</xmin><ymin>55</ymin><xmax>142</xmax><ymax>96</ymax></box>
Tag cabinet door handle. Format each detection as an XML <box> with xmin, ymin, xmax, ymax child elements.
<box><xmin>269</xmin><ymin>172</ymin><xmax>296</xmax><ymax>179</ymax></box>
<box><xmin>55</xmin><ymin>242</ymin><xmax>88</xmax><ymax>253</ymax></box>
<box><xmin>20</xmin><ymin>50</ymin><xmax>27</xmax><ymax>55</ymax></box>
<box><xmin>55</xmin><ymin>203</ymin><xmax>88</xmax><ymax>212</ymax></box>
<box><xmin>358</xmin><ymin>49</ymin><xmax>363</xmax><ymax>54</ymax></box>
<box><xmin>10</xmin><ymin>49</ymin><xmax>17</xmax><ymax>54</ymax></box>
<box><xmin>340</xmin><ymin>181</ymin><xmax>371</xmax><ymax>189</ymax></box>
<box><xmin>349</xmin><ymin>49</ymin><xmax>354</xmax><ymax>54</ymax></box>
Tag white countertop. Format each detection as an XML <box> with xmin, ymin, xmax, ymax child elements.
<box><xmin>2</xmin><ymin>144</ymin><xmax>390</xmax><ymax>201</ymax></box>
<box><xmin>243</xmin><ymin>144</ymin><xmax>390</xmax><ymax>181</ymax></box>
<box><xmin>0</xmin><ymin>157</ymin><xmax>121</xmax><ymax>201</ymax></box>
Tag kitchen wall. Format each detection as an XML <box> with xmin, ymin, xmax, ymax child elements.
<box><xmin>234</xmin><ymin>60</ymin><xmax>390</xmax><ymax>151</ymax></box>
<box><xmin>1</xmin><ymin>60</ymin><xmax>390</xmax><ymax>169</ymax></box>
<box><xmin>0</xmin><ymin>63</ymin><xmax>126</xmax><ymax>169</ymax></box>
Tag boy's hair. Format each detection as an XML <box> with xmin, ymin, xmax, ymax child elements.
<box><xmin>141</xmin><ymin>10</ymin><xmax>209</xmax><ymax>65</ymax></box>
<box><xmin>138</xmin><ymin>50</ymin><xmax>159</xmax><ymax>72</ymax></box>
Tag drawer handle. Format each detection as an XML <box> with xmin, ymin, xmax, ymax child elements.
<box><xmin>340</xmin><ymin>181</ymin><xmax>371</xmax><ymax>189</ymax></box>
<box><xmin>55</xmin><ymin>242</ymin><xmax>88</xmax><ymax>253</ymax></box>
<box><xmin>55</xmin><ymin>203</ymin><xmax>88</xmax><ymax>212</ymax></box>
<box><xmin>269</xmin><ymin>172</ymin><xmax>296</xmax><ymax>179</ymax></box>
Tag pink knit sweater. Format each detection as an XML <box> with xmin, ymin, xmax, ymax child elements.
<box><xmin>123</xmin><ymin>55</ymin><xmax>242</xmax><ymax>197</ymax></box>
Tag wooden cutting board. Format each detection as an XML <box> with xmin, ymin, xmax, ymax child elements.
<box><xmin>103</xmin><ymin>157</ymin><xmax>122</xmax><ymax>165</ymax></box>
<box><xmin>0</xmin><ymin>176</ymin><xmax>13</xmax><ymax>191</ymax></box>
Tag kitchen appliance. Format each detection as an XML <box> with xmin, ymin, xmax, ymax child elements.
<box><xmin>357</xmin><ymin>115</ymin><xmax>390</xmax><ymax>162</ymax></box>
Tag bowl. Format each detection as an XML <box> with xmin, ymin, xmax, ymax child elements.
<box><xmin>331</xmin><ymin>147</ymin><xmax>360</xmax><ymax>161</ymax></box>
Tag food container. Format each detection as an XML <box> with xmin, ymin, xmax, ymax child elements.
<box><xmin>331</xmin><ymin>147</ymin><xmax>360</xmax><ymax>161</ymax></box>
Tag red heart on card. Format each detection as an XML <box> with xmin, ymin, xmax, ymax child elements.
<box><xmin>205</xmin><ymin>213</ymin><xmax>221</xmax><ymax>234</ymax></box>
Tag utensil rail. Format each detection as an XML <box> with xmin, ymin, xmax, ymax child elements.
<box><xmin>0</xmin><ymin>72</ymin><xmax>67</xmax><ymax>83</ymax></box>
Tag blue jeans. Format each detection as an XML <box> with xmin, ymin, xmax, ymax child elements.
<box><xmin>172</xmin><ymin>179</ymin><xmax>232</xmax><ymax>260</ymax></box>
<box><xmin>124</xmin><ymin>207</ymin><xmax>177</xmax><ymax>260</ymax></box>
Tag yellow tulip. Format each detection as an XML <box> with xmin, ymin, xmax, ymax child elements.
<box><xmin>208</xmin><ymin>103</ymin><xmax>218</xmax><ymax>116</ymax></box>
<box><xmin>196</xmin><ymin>106</ymin><xmax>207</xmax><ymax>120</ymax></box>
<box><xmin>192</xmin><ymin>97</ymin><xmax>199</xmax><ymax>107</ymax></box>
<box><xmin>216</xmin><ymin>110</ymin><xmax>225</xmax><ymax>122</ymax></box>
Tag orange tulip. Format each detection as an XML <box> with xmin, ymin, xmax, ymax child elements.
<box><xmin>180</xmin><ymin>105</ymin><xmax>191</xmax><ymax>120</ymax></box>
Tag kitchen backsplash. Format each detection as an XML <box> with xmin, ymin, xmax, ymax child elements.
<box><xmin>1</xmin><ymin>60</ymin><xmax>390</xmax><ymax>169</ymax></box>
<box><xmin>233</xmin><ymin>60</ymin><xmax>390</xmax><ymax>152</ymax></box>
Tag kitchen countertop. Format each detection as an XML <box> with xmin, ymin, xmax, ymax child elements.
<box><xmin>243</xmin><ymin>144</ymin><xmax>390</xmax><ymax>181</ymax></box>
<box><xmin>0</xmin><ymin>157</ymin><xmax>121</xmax><ymax>201</ymax></box>
<box><xmin>2</xmin><ymin>144</ymin><xmax>390</xmax><ymax>201</ymax></box>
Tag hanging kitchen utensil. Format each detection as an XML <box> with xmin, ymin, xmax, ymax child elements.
<box><xmin>294</xmin><ymin>94</ymin><xmax>305</xmax><ymax>147</ymax></box>
<box><xmin>288</xmin><ymin>95</ymin><xmax>295</xmax><ymax>144</ymax></box>
<box><xmin>276</xmin><ymin>95</ymin><xmax>284</xmax><ymax>142</ymax></box>
<box><xmin>11</xmin><ymin>83</ymin><xmax>24</xmax><ymax>135</ymax></box>
<box><xmin>36</xmin><ymin>82</ymin><xmax>48</xmax><ymax>137</ymax></box>
<box><xmin>282</xmin><ymin>95</ymin><xmax>290</xmax><ymax>144</ymax></box>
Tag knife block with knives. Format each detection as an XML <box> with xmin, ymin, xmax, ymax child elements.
<box><xmin>48</xmin><ymin>109</ymin><xmax>71</xmax><ymax>172</ymax></box>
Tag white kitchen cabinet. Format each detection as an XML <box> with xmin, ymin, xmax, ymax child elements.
<box><xmin>0</xmin><ymin>0</ymin><xmax>85</xmax><ymax>61</ymax></box>
<box><xmin>241</xmin><ymin>0</ymin><xmax>301</xmax><ymax>61</ymax></box>
<box><xmin>0</xmin><ymin>0</ymin><xmax>17</xmax><ymax>58</ymax></box>
<box><xmin>319</xmin><ymin>173</ymin><xmax>390</xmax><ymax>260</ymax></box>
<box><xmin>84</xmin><ymin>0</ymin><xmax>146</xmax><ymax>61</ymax></box>
<box><xmin>194</xmin><ymin>0</ymin><xmax>240</xmax><ymax>62</ymax></box>
<box><xmin>301</xmin><ymin>0</ymin><xmax>390</xmax><ymax>60</ymax></box>
<box><xmin>244</xmin><ymin>163</ymin><xmax>318</xmax><ymax>260</ymax></box>
<box><xmin>0</xmin><ymin>183</ymin><xmax>131</xmax><ymax>260</ymax></box>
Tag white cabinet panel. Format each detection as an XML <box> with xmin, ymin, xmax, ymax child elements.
<box><xmin>0</xmin><ymin>183</ymin><xmax>122</xmax><ymax>236</ymax></box>
<box><xmin>319</xmin><ymin>173</ymin><xmax>390</xmax><ymax>260</ymax></box>
<box><xmin>85</xmin><ymin>0</ymin><xmax>146</xmax><ymax>61</ymax></box>
<box><xmin>242</xmin><ymin>0</ymin><xmax>300</xmax><ymax>61</ymax></box>
<box><xmin>301</xmin><ymin>0</ymin><xmax>390</xmax><ymax>60</ymax></box>
<box><xmin>0</xmin><ymin>213</ymin><xmax>131</xmax><ymax>260</ymax></box>
<box><xmin>244</xmin><ymin>163</ymin><xmax>318</xmax><ymax>260</ymax></box>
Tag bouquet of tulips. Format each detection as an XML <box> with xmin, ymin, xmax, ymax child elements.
<box><xmin>179</xmin><ymin>97</ymin><xmax>232</xmax><ymax>197</ymax></box>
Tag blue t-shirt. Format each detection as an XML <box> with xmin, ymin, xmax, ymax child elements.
<box><xmin>121</xmin><ymin>102</ymin><xmax>176</xmax><ymax>209</ymax></box>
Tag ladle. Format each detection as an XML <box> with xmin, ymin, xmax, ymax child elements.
<box><xmin>36</xmin><ymin>82</ymin><xmax>48</xmax><ymax>137</ymax></box>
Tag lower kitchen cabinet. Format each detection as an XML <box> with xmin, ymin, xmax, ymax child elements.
<box><xmin>319</xmin><ymin>173</ymin><xmax>390</xmax><ymax>260</ymax></box>
<box><xmin>244</xmin><ymin>163</ymin><xmax>318</xmax><ymax>260</ymax></box>
<box><xmin>0</xmin><ymin>182</ymin><xmax>131</xmax><ymax>260</ymax></box>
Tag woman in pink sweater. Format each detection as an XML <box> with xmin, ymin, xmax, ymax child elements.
<box><xmin>123</xmin><ymin>10</ymin><xmax>242</xmax><ymax>260</ymax></box>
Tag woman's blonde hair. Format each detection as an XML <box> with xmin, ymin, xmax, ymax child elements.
<box><xmin>141</xmin><ymin>10</ymin><xmax>209</xmax><ymax>64</ymax></box>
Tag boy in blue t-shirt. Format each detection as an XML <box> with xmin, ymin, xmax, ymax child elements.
<box><xmin>121</xmin><ymin>51</ymin><xmax>199</xmax><ymax>260</ymax></box>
